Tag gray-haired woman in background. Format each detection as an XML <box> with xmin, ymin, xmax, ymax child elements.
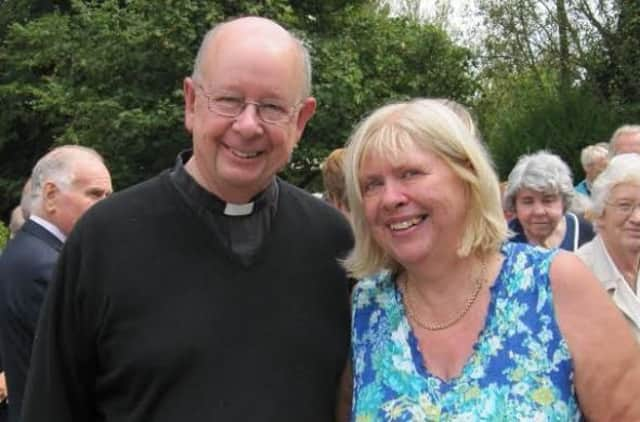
<box><xmin>577</xmin><ymin>153</ymin><xmax>640</xmax><ymax>341</ymax></box>
<box><xmin>504</xmin><ymin>150</ymin><xmax>594</xmax><ymax>250</ymax></box>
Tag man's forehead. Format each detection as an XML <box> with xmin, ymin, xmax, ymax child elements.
<box><xmin>71</xmin><ymin>159</ymin><xmax>109</xmax><ymax>180</ymax></box>
<box><xmin>208</xmin><ymin>19</ymin><xmax>296</xmax><ymax>57</ymax></box>
<box><xmin>200</xmin><ymin>35</ymin><xmax>302</xmax><ymax>98</ymax></box>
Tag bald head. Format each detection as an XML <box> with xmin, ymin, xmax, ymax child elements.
<box><xmin>192</xmin><ymin>17</ymin><xmax>311</xmax><ymax>99</ymax></box>
<box><xmin>610</xmin><ymin>124</ymin><xmax>640</xmax><ymax>157</ymax></box>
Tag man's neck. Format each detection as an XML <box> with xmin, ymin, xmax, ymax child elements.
<box><xmin>29</xmin><ymin>215</ymin><xmax>66</xmax><ymax>243</ymax></box>
<box><xmin>184</xmin><ymin>156</ymin><xmax>267</xmax><ymax>204</ymax></box>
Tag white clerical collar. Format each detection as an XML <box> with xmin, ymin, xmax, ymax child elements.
<box><xmin>223</xmin><ymin>202</ymin><xmax>254</xmax><ymax>216</ymax></box>
<box><xmin>29</xmin><ymin>215</ymin><xmax>67</xmax><ymax>243</ymax></box>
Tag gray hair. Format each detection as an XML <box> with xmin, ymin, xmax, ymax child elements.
<box><xmin>609</xmin><ymin>124</ymin><xmax>640</xmax><ymax>157</ymax></box>
<box><xmin>590</xmin><ymin>153</ymin><xmax>640</xmax><ymax>218</ymax></box>
<box><xmin>191</xmin><ymin>18</ymin><xmax>312</xmax><ymax>99</ymax></box>
<box><xmin>30</xmin><ymin>145</ymin><xmax>104</xmax><ymax>215</ymax></box>
<box><xmin>504</xmin><ymin>150</ymin><xmax>574</xmax><ymax>213</ymax></box>
<box><xmin>19</xmin><ymin>178</ymin><xmax>32</xmax><ymax>219</ymax></box>
<box><xmin>580</xmin><ymin>144</ymin><xmax>608</xmax><ymax>168</ymax></box>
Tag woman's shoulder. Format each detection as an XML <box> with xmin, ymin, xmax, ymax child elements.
<box><xmin>501</xmin><ymin>241</ymin><xmax>559</xmax><ymax>265</ymax></box>
<box><xmin>498</xmin><ymin>242</ymin><xmax>561</xmax><ymax>292</ymax></box>
<box><xmin>352</xmin><ymin>270</ymin><xmax>396</xmax><ymax>310</ymax></box>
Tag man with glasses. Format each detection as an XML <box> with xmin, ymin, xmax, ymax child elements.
<box><xmin>23</xmin><ymin>17</ymin><xmax>353</xmax><ymax>422</ymax></box>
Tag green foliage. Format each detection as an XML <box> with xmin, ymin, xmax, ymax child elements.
<box><xmin>0</xmin><ymin>0</ymin><xmax>70</xmax><ymax>41</ymax></box>
<box><xmin>475</xmin><ymin>0</ymin><xmax>640</xmax><ymax>179</ymax></box>
<box><xmin>285</xmin><ymin>5</ymin><xmax>476</xmax><ymax>190</ymax></box>
<box><xmin>477</xmin><ymin>70</ymin><xmax>620</xmax><ymax>181</ymax></box>
<box><xmin>0</xmin><ymin>221</ymin><xmax>9</xmax><ymax>250</ymax></box>
<box><xmin>0</xmin><ymin>0</ymin><xmax>475</xmax><ymax>207</ymax></box>
<box><xmin>0</xmin><ymin>0</ymin><xmax>222</xmax><ymax>210</ymax></box>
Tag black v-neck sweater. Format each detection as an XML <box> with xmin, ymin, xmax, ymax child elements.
<box><xmin>23</xmin><ymin>170</ymin><xmax>353</xmax><ymax>422</ymax></box>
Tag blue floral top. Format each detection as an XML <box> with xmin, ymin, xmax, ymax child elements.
<box><xmin>351</xmin><ymin>242</ymin><xmax>582</xmax><ymax>421</ymax></box>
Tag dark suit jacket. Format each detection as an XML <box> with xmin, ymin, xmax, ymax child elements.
<box><xmin>0</xmin><ymin>219</ymin><xmax>63</xmax><ymax>422</ymax></box>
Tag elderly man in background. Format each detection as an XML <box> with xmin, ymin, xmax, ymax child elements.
<box><xmin>22</xmin><ymin>17</ymin><xmax>353</xmax><ymax>422</ymax></box>
<box><xmin>609</xmin><ymin>124</ymin><xmax>640</xmax><ymax>156</ymax></box>
<box><xmin>0</xmin><ymin>145</ymin><xmax>112</xmax><ymax>422</ymax></box>
<box><xmin>575</xmin><ymin>144</ymin><xmax>608</xmax><ymax>197</ymax></box>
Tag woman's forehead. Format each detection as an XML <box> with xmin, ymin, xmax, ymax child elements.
<box><xmin>361</xmin><ymin>135</ymin><xmax>419</xmax><ymax>161</ymax></box>
<box><xmin>360</xmin><ymin>144</ymin><xmax>415</xmax><ymax>169</ymax></box>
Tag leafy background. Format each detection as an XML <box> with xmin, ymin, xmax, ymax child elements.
<box><xmin>0</xmin><ymin>0</ymin><xmax>638</xmax><ymax>230</ymax></box>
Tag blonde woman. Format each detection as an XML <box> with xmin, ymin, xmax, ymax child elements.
<box><xmin>343</xmin><ymin>99</ymin><xmax>640</xmax><ymax>420</ymax></box>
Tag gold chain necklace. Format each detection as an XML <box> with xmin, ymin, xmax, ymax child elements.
<box><xmin>402</xmin><ymin>258</ymin><xmax>487</xmax><ymax>331</ymax></box>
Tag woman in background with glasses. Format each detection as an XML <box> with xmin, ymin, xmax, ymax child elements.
<box><xmin>577</xmin><ymin>153</ymin><xmax>640</xmax><ymax>341</ymax></box>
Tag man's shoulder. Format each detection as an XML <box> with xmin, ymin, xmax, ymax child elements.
<box><xmin>0</xmin><ymin>222</ymin><xmax>59</xmax><ymax>265</ymax></box>
<box><xmin>83</xmin><ymin>171</ymin><xmax>173</xmax><ymax>220</ymax></box>
<box><xmin>278</xmin><ymin>179</ymin><xmax>353</xmax><ymax>247</ymax></box>
<box><xmin>68</xmin><ymin>171</ymin><xmax>180</xmax><ymax>244</ymax></box>
<box><xmin>0</xmin><ymin>224</ymin><xmax>60</xmax><ymax>293</ymax></box>
<box><xmin>279</xmin><ymin>179</ymin><xmax>347</xmax><ymax>222</ymax></box>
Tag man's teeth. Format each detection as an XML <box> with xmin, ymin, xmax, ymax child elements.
<box><xmin>231</xmin><ymin>149</ymin><xmax>260</xmax><ymax>158</ymax></box>
<box><xmin>389</xmin><ymin>217</ymin><xmax>423</xmax><ymax>231</ymax></box>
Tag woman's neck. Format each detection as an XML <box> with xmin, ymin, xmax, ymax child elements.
<box><xmin>405</xmin><ymin>254</ymin><xmax>474</xmax><ymax>297</ymax></box>
<box><xmin>402</xmin><ymin>251</ymin><xmax>502</xmax><ymax>322</ymax></box>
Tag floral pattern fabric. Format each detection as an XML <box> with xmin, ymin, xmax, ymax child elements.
<box><xmin>351</xmin><ymin>242</ymin><xmax>582</xmax><ymax>421</ymax></box>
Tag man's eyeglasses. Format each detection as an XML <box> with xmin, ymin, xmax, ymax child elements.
<box><xmin>193</xmin><ymin>81</ymin><xmax>301</xmax><ymax>125</ymax></box>
<box><xmin>605</xmin><ymin>201</ymin><xmax>640</xmax><ymax>217</ymax></box>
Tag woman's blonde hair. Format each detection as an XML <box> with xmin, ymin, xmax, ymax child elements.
<box><xmin>343</xmin><ymin>98</ymin><xmax>508</xmax><ymax>279</ymax></box>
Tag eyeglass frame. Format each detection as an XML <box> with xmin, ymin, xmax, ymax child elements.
<box><xmin>604</xmin><ymin>200</ymin><xmax>640</xmax><ymax>217</ymax></box>
<box><xmin>191</xmin><ymin>80</ymin><xmax>304</xmax><ymax>126</ymax></box>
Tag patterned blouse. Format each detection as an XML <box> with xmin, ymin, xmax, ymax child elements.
<box><xmin>351</xmin><ymin>242</ymin><xmax>582</xmax><ymax>421</ymax></box>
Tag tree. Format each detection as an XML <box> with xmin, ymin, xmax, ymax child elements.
<box><xmin>0</xmin><ymin>0</ymin><xmax>223</xmax><ymax>217</ymax></box>
<box><xmin>287</xmin><ymin>4</ymin><xmax>476</xmax><ymax>190</ymax></box>
<box><xmin>477</xmin><ymin>70</ymin><xmax>619</xmax><ymax>180</ymax></box>
<box><xmin>477</xmin><ymin>0</ymin><xmax>639</xmax><ymax>104</ymax></box>
<box><xmin>578</xmin><ymin>0</ymin><xmax>640</xmax><ymax>106</ymax></box>
<box><xmin>0</xmin><ymin>0</ymin><xmax>71</xmax><ymax>41</ymax></box>
<box><xmin>475</xmin><ymin>0</ymin><xmax>639</xmax><ymax>177</ymax></box>
<box><xmin>0</xmin><ymin>0</ymin><xmax>475</xmax><ymax>213</ymax></box>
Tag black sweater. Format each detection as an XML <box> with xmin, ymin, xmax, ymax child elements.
<box><xmin>22</xmin><ymin>171</ymin><xmax>353</xmax><ymax>422</ymax></box>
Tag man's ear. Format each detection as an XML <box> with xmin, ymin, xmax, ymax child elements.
<box><xmin>294</xmin><ymin>97</ymin><xmax>317</xmax><ymax>139</ymax></box>
<box><xmin>184</xmin><ymin>77</ymin><xmax>197</xmax><ymax>134</ymax></box>
<box><xmin>43</xmin><ymin>182</ymin><xmax>59</xmax><ymax>214</ymax></box>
